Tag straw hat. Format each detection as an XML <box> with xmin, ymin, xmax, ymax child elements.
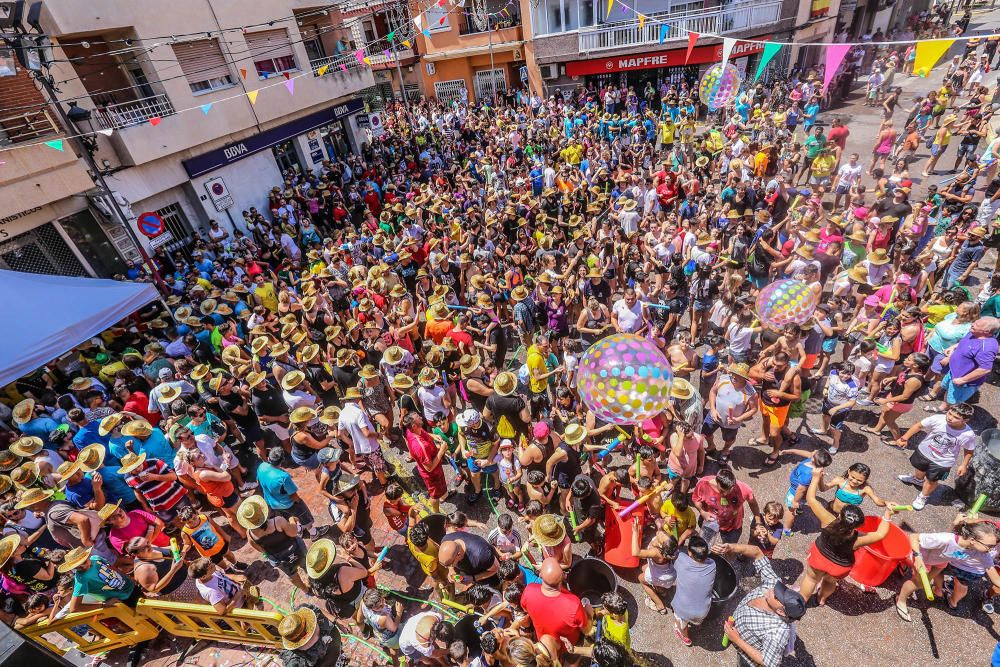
<box><xmin>281</xmin><ymin>370</ymin><xmax>306</xmax><ymax>392</ymax></box>
<box><xmin>247</xmin><ymin>370</ymin><xmax>268</xmax><ymax>389</ymax></box>
<box><xmin>69</xmin><ymin>377</ymin><xmax>93</xmax><ymax>392</ymax></box>
<box><xmin>0</xmin><ymin>534</ymin><xmax>20</xmax><ymax>570</ymax></box>
<box><xmin>343</xmin><ymin>386</ymin><xmax>363</xmax><ymax>400</ymax></box>
<box><xmin>175</xmin><ymin>306</ymin><xmax>192</xmax><ymax>320</ymax></box>
<box><xmin>57</xmin><ymin>546</ymin><xmax>93</xmax><ymax>573</ymax></box>
<box><xmin>359</xmin><ymin>365</ymin><xmax>379</xmax><ymax>380</ymax></box>
<box><xmin>98</xmin><ymin>413</ymin><xmax>126</xmax><ymax>436</ymax></box>
<box><xmin>795</xmin><ymin>245</ymin><xmax>814</xmax><ymax>260</ymax></box>
<box><xmin>0</xmin><ymin>475</ymin><xmax>12</xmax><ymax>495</ymax></box>
<box><xmin>222</xmin><ymin>346</ymin><xmax>244</xmax><ymax>364</ymax></box>
<box><xmin>117</xmin><ymin>451</ymin><xmax>147</xmax><ymax>475</ymax></box>
<box><xmin>10</xmin><ymin>436</ymin><xmax>43</xmax><ymax>458</ymax></box>
<box><xmin>531</xmin><ymin>514</ymin><xmax>567</xmax><ymax>547</ymax></box>
<box><xmin>299</xmin><ymin>344</ymin><xmax>320</xmax><ymax>364</ymax></box>
<box><xmin>417</xmin><ymin>367</ymin><xmax>439</xmax><ymax>388</ymax></box>
<box><xmin>727</xmin><ymin>363</ymin><xmax>752</xmax><ymax>380</ymax></box>
<box><xmin>278</xmin><ymin>606</ymin><xmax>319</xmax><ymax>651</ymax></box>
<box><xmin>868</xmin><ymin>248</ymin><xmax>890</xmax><ymax>265</ymax></box>
<box><xmin>305</xmin><ymin>538</ymin><xmax>337</xmax><ymax>579</ymax></box>
<box><xmin>847</xmin><ymin>264</ymin><xmax>869</xmax><ymax>284</ymax></box>
<box><xmin>510</xmin><ymin>286</ymin><xmax>529</xmax><ymax>302</ymax></box>
<box><xmin>384</xmin><ymin>346</ymin><xmax>405</xmax><ymax>366</ymax></box>
<box><xmin>0</xmin><ymin>450</ymin><xmax>20</xmax><ymax>473</ymax></box>
<box><xmin>199</xmin><ymin>299</ymin><xmax>218</xmax><ymax>316</ymax></box>
<box><xmin>271</xmin><ymin>342</ymin><xmax>291</xmax><ymax>358</ymax></box>
<box><xmin>459</xmin><ymin>354</ymin><xmax>482</xmax><ymax>378</ymax></box>
<box><xmin>290</xmin><ymin>329</ymin><xmax>309</xmax><ymax>347</ymax></box>
<box><xmin>429</xmin><ymin>301</ymin><xmax>449</xmax><ymax>319</ymax></box>
<box><xmin>251</xmin><ymin>337</ymin><xmax>270</xmax><ymax>356</ymax></box>
<box><xmin>97</xmin><ymin>500</ymin><xmax>123</xmax><ymax>523</ymax></box>
<box><xmin>318</xmin><ymin>406</ymin><xmax>342</xmax><ymax>427</ymax></box>
<box><xmin>159</xmin><ymin>385</ymin><xmax>182</xmax><ymax>404</ymax></box>
<box><xmin>327</xmin><ymin>473</ymin><xmax>360</xmax><ymax>498</ymax></box>
<box><xmin>121</xmin><ymin>420</ymin><xmax>153</xmax><ymax>439</ymax></box>
<box><xmin>289</xmin><ymin>407</ymin><xmax>317</xmax><ymax>425</ymax></box>
<box><xmin>11</xmin><ymin>463</ymin><xmax>37</xmax><ymax>490</ymax></box>
<box><xmin>493</xmin><ymin>372</ymin><xmax>517</xmax><ymax>397</ymax></box>
<box><xmin>14</xmin><ymin>487</ymin><xmax>53</xmax><ymax>509</ymax></box>
<box><xmin>12</xmin><ymin>399</ymin><xmax>34</xmax><ymax>424</ymax></box>
<box><xmin>670</xmin><ymin>378</ymin><xmax>695</xmax><ymax>400</ymax></box>
<box><xmin>391</xmin><ymin>375</ymin><xmax>414</xmax><ymax>391</ymax></box>
<box><xmin>190</xmin><ymin>364</ymin><xmax>211</xmax><ymax>382</ymax></box>
<box><xmin>562</xmin><ymin>424</ymin><xmax>589</xmax><ymax>446</ymax></box>
<box><xmin>237</xmin><ymin>495</ymin><xmax>270</xmax><ymax>530</ymax></box>
<box><xmin>56</xmin><ymin>461</ymin><xmax>82</xmax><ymax>484</ymax></box>
<box><xmin>847</xmin><ymin>229</ymin><xmax>868</xmax><ymax>244</ymax></box>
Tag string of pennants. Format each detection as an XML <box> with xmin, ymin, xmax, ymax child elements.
<box><xmin>602</xmin><ymin>0</ymin><xmax>995</xmax><ymax>92</ymax></box>
<box><xmin>411</xmin><ymin>0</ymin><xmax>519</xmax><ymax>42</ymax></box>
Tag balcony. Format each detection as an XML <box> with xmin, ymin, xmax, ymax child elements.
<box><xmin>459</xmin><ymin>10</ymin><xmax>522</xmax><ymax>35</ymax></box>
<box><xmin>0</xmin><ymin>108</ymin><xmax>60</xmax><ymax>146</ymax></box>
<box><xmin>93</xmin><ymin>94</ymin><xmax>176</xmax><ymax>130</ymax></box>
<box><xmin>578</xmin><ymin>1</ymin><xmax>782</xmax><ymax>52</ymax></box>
<box><xmin>309</xmin><ymin>53</ymin><xmax>376</xmax><ymax>76</ymax></box>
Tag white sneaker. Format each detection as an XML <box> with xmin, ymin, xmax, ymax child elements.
<box><xmin>897</xmin><ymin>474</ymin><xmax>922</xmax><ymax>487</ymax></box>
<box><xmin>827</xmin><ymin>447</ymin><xmax>839</xmax><ymax>455</ymax></box>
<box><xmin>240</xmin><ymin>480</ymin><xmax>259</xmax><ymax>491</ymax></box>
<box><xmin>912</xmin><ymin>494</ymin><xmax>928</xmax><ymax>511</ymax></box>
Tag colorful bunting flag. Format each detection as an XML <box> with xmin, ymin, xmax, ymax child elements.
<box><xmin>364</xmin><ymin>56</ymin><xmax>372</xmax><ymax>65</ymax></box>
<box><xmin>720</xmin><ymin>37</ymin><xmax>735</xmax><ymax>69</ymax></box>
<box><xmin>659</xmin><ymin>24</ymin><xmax>669</xmax><ymax>44</ymax></box>
<box><xmin>403</xmin><ymin>39</ymin><xmax>411</xmax><ymax>48</ymax></box>
<box><xmin>383</xmin><ymin>50</ymin><xmax>391</xmax><ymax>58</ymax></box>
<box><xmin>149</xmin><ymin>117</ymin><xmax>161</xmax><ymax>126</ymax></box>
<box><xmin>638</xmin><ymin>14</ymin><xmax>645</xmax><ymax>28</ymax></box>
<box><xmin>284</xmin><ymin>78</ymin><xmax>295</xmax><ymax>95</ymax></box>
<box><xmin>414</xmin><ymin>14</ymin><xmax>422</xmax><ymax>29</ymax></box>
<box><xmin>200</xmin><ymin>103</ymin><xmax>213</xmax><ymax>114</ymax></box>
<box><xmin>914</xmin><ymin>39</ymin><xmax>955</xmax><ymax>77</ymax></box>
<box><xmin>685</xmin><ymin>32</ymin><xmax>699</xmax><ymax>64</ymax></box>
<box><xmin>246</xmin><ymin>90</ymin><xmax>259</xmax><ymax>105</ymax></box>
<box><xmin>283</xmin><ymin>72</ymin><xmax>291</xmax><ymax>80</ymax></box>
<box><xmin>423</xmin><ymin>29</ymin><xmax>431</xmax><ymax>38</ymax></box>
<box><xmin>355</xmin><ymin>49</ymin><xmax>365</xmax><ymax>64</ymax></box>
<box><xmin>387</xmin><ymin>31</ymin><xmax>396</xmax><ymax>41</ymax></box>
<box><xmin>438</xmin><ymin>0</ymin><xmax>445</xmax><ymax>5</ymax></box>
<box><xmin>606</xmin><ymin>0</ymin><xmax>614</xmax><ymax>18</ymax></box>
<box><xmin>754</xmin><ymin>42</ymin><xmax>783</xmax><ymax>81</ymax></box>
<box><xmin>822</xmin><ymin>43</ymin><xmax>851</xmax><ymax>92</ymax></box>
<box><xmin>44</xmin><ymin>139</ymin><xmax>64</xmax><ymax>151</ymax></box>
<box><xmin>239</xmin><ymin>68</ymin><xmax>247</xmax><ymax>80</ymax></box>
<box><xmin>317</xmin><ymin>64</ymin><xmax>329</xmax><ymax>76</ymax></box>
<box><xmin>262</xmin><ymin>72</ymin><xmax>270</xmax><ymax>79</ymax></box>
<box><xmin>340</xmin><ymin>64</ymin><xmax>347</xmax><ymax>71</ymax></box>
<box><xmin>97</xmin><ymin>128</ymin><xmax>114</xmax><ymax>136</ymax></box>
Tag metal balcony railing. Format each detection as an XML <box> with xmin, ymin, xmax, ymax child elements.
<box><xmin>459</xmin><ymin>11</ymin><xmax>522</xmax><ymax>35</ymax></box>
<box><xmin>310</xmin><ymin>54</ymin><xmax>367</xmax><ymax>76</ymax></box>
<box><xmin>578</xmin><ymin>1</ymin><xmax>782</xmax><ymax>52</ymax></box>
<box><xmin>0</xmin><ymin>107</ymin><xmax>59</xmax><ymax>145</ymax></box>
<box><xmin>94</xmin><ymin>93</ymin><xmax>176</xmax><ymax>130</ymax></box>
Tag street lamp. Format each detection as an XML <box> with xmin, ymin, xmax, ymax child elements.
<box><xmin>64</xmin><ymin>101</ymin><xmax>97</xmax><ymax>153</ymax></box>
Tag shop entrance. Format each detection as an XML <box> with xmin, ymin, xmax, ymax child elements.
<box><xmin>0</xmin><ymin>222</ymin><xmax>88</xmax><ymax>277</ymax></box>
<box><xmin>587</xmin><ymin>65</ymin><xmax>701</xmax><ymax>103</ymax></box>
<box><xmin>272</xmin><ymin>140</ymin><xmax>304</xmax><ymax>176</ymax></box>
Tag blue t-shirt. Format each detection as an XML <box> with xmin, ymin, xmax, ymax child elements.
<box><xmin>20</xmin><ymin>416</ymin><xmax>61</xmax><ymax>446</ymax></box>
<box><xmin>64</xmin><ymin>478</ymin><xmax>95</xmax><ymax>508</ymax></box>
<box><xmin>72</xmin><ymin>420</ymin><xmax>112</xmax><ymax>451</ymax></box>
<box><xmin>73</xmin><ymin>556</ymin><xmax>134</xmax><ymax>601</ymax></box>
<box><xmin>789</xmin><ymin>460</ymin><xmax>815</xmax><ymax>491</ymax></box>
<box><xmin>257</xmin><ymin>463</ymin><xmax>297</xmax><ymax>510</ymax></box>
<box><xmin>519</xmin><ymin>564</ymin><xmax>542</xmax><ymax>586</ymax></box>
<box><xmin>117</xmin><ymin>429</ymin><xmax>175</xmax><ymax>468</ymax></box>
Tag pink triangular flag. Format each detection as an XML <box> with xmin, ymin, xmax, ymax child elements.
<box><xmin>340</xmin><ymin>64</ymin><xmax>347</xmax><ymax>71</ymax></box>
<box><xmin>822</xmin><ymin>43</ymin><xmax>852</xmax><ymax>93</ymax></box>
<box><xmin>354</xmin><ymin>49</ymin><xmax>364</xmax><ymax>64</ymax></box>
<box><xmin>685</xmin><ymin>32</ymin><xmax>699</xmax><ymax>64</ymax></box>
<box><xmin>149</xmin><ymin>117</ymin><xmax>161</xmax><ymax>126</ymax></box>
<box><xmin>284</xmin><ymin>78</ymin><xmax>295</xmax><ymax>95</ymax></box>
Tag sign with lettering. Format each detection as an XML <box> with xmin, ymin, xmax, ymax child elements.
<box><xmin>182</xmin><ymin>98</ymin><xmax>365</xmax><ymax>178</ymax></box>
<box><xmin>565</xmin><ymin>37</ymin><xmax>771</xmax><ymax>77</ymax></box>
<box><xmin>204</xmin><ymin>177</ymin><xmax>234</xmax><ymax>211</ymax></box>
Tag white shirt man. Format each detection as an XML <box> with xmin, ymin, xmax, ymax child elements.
<box><xmin>338</xmin><ymin>399</ymin><xmax>380</xmax><ymax>455</ymax></box>
<box><xmin>612</xmin><ymin>294</ymin><xmax>644</xmax><ymax>333</ymax></box>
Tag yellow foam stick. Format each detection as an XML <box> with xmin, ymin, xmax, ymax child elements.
<box><xmin>918</xmin><ymin>566</ymin><xmax>934</xmax><ymax>601</ymax></box>
<box><xmin>439</xmin><ymin>597</ymin><xmax>473</xmax><ymax>614</ymax></box>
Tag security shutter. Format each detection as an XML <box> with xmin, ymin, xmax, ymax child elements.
<box><xmin>245</xmin><ymin>29</ymin><xmax>294</xmax><ymax>61</ymax></box>
<box><xmin>172</xmin><ymin>38</ymin><xmax>231</xmax><ymax>84</ymax></box>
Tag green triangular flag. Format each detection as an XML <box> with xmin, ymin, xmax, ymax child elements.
<box><xmin>387</xmin><ymin>30</ymin><xmax>395</xmax><ymax>41</ymax></box>
<box><xmin>45</xmin><ymin>139</ymin><xmax>64</xmax><ymax>151</ymax></box>
<box><xmin>754</xmin><ymin>42</ymin><xmax>783</xmax><ymax>82</ymax></box>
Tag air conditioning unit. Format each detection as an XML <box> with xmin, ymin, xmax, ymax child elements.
<box><xmin>540</xmin><ymin>63</ymin><xmax>558</xmax><ymax>79</ymax></box>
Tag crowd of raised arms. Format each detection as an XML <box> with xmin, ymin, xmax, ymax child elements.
<box><xmin>4</xmin><ymin>18</ymin><xmax>1000</xmax><ymax>667</ymax></box>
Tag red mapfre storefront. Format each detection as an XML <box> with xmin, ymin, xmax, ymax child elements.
<box><xmin>565</xmin><ymin>38</ymin><xmax>771</xmax><ymax>77</ymax></box>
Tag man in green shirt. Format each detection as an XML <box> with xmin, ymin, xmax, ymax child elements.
<box><xmin>799</xmin><ymin>126</ymin><xmax>827</xmax><ymax>185</ymax></box>
<box><xmin>63</xmin><ymin>549</ymin><xmax>136</xmax><ymax>613</ymax></box>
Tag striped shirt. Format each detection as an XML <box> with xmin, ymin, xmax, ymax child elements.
<box><xmin>124</xmin><ymin>459</ymin><xmax>186</xmax><ymax>513</ymax></box>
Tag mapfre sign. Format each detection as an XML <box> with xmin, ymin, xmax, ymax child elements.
<box><xmin>566</xmin><ymin>37</ymin><xmax>770</xmax><ymax>77</ymax></box>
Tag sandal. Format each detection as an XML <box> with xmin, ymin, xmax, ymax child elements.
<box><xmin>764</xmin><ymin>454</ymin><xmax>781</xmax><ymax>467</ymax></box>
<box><xmin>748</xmin><ymin>438</ymin><xmax>768</xmax><ymax>447</ymax></box>
<box><xmin>643</xmin><ymin>597</ymin><xmax>667</xmax><ymax>614</ymax></box>
<box><xmin>923</xmin><ymin>405</ymin><xmax>945</xmax><ymax>414</ymax></box>
<box><xmin>674</xmin><ymin>624</ymin><xmax>692</xmax><ymax>646</ymax></box>
<box><xmin>860</xmin><ymin>427</ymin><xmax>884</xmax><ymax>435</ymax></box>
<box><xmin>895</xmin><ymin>602</ymin><xmax>912</xmax><ymax>622</ymax></box>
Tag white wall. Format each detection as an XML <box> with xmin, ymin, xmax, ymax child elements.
<box><xmin>129</xmin><ymin>184</ymin><xmax>206</xmax><ymax>254</ymax></box>
<box><xmin>189</xmin><ymin>151</ymin><xmax>284</xmax><ymax>234</ymax></box>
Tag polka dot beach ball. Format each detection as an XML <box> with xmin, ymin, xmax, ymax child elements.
<box><xmin>575</xmin><ymin>333</ymin><xmax>674</xmax><ymax>426</ymax></box>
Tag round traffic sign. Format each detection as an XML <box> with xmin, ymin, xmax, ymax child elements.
<box><xmin>136</xmin><ymin>212</ymin><xmax>166</xmax><ymax>238</ymax></box>
<box><xmin>211</xmin><ymin>182</ymin><xmax>226</xmax><ymax>196</ymax></box>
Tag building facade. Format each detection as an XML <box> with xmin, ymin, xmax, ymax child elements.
<box><xmin>1</xmin><ymin>0</ymin><xmax>378</xmax><ymax>277</ymax></box>
<box><xmin>520</xmin><ymin>0</ymin><xmax>801</xmax><ymax>97</ymax></box>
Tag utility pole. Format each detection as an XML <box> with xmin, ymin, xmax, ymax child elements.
<box><xmin>384</xmin><ymin>0</ymin><xmax>415</xmax><ymax>106</ymax></box>
<box><xmin>2</xmin><ymin>4</ymin><xmax>167</xmax><ymax>292</ymax></box>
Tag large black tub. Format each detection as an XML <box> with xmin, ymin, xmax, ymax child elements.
<box><xmin>454</xmin><ymin>615</ymin><xmax>496</xmax><ymax>657</ymax></box>
<box><xmin>566</xmin><ymin>557</ymin><xmax>618</xmax><ymax>608</ymax></box>
<box><xmin>710</xmin><ymin>553</ymin><xmax>739</xmax><ymax>603</ymax></box>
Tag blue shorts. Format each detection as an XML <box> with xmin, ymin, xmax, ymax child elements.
<box><xmin>702</xmin><ymin>412</ymin><xmax>739</xmax><ymax>442</ymax></box>
<box><xmin>467</xmin><ymin>457</ymin><xmax>498</xmax><ymax>474</ymax></box>
<box><xmin>822</xmin><ymin>399</ymin><xmax>849</xmax><ymax>430</ymax></box>
<box><xmin>821</xmin><ymin>338</ymin><xmax>838</xmax><ymax>354</ymax></box>
<box><xmin>941</xmin><ymin>372</ymin><xmax>978</xmax><ymax>405</ymax></box>
<box><xmin>944</xmin><ymin>563</ymin><xmax>982</xmax><ymax>585</ymax></box>
<box><xmin>785</xmin><ymin>487</ymin><xmax>799</xmax><ymax>509</ymax></box>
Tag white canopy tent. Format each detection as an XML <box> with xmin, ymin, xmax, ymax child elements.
<box><xmin>0</xmin><ymin>270</ymin><xmax>159</xmax><ymax>387</ymax></box>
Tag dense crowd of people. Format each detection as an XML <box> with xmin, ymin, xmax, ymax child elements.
<box><xmin>5</xmin><ymin>23</ymin><xmax>1000</xmax><ymax>667</ymax></box>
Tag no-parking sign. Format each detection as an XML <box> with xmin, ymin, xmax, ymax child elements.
<box><xmin>136</xmin><ymin>211</ymin><xmax>166</xmax><ymax>238</ymax></box>
<box><xmin>204</xmin><ymin>177</ymin><xmax>234</xmax><ymax>212</ymax></box>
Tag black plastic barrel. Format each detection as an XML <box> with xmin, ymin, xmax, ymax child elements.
<box><xmin>454</xmin><ymin>615</ymin><xmax>496</xmax><ymax>657</ymax></box>
<box><xmin>710</xmin><ymin>554</ymin><xmax>739</xmax><ymax>603</ymax></box>
<box><xmin>957</xmin><ymin>428</ymin><xmax>1000</xmax><ymax>512</ymax></box>
<box><xmin>417</xmin><ymin>513</ymin><xmax>447</xmax><ymax>543</ymax></box>
<box><xmin>566</xmin><ymin>557</ymin><xmax>618</xmax><ymax>608</ymax></box>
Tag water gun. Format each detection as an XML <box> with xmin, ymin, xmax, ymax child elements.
<box><xmin>596</xmin><ymin>436</ymin><xmax>624</xmax><ymax>459</ymax></box>
<box><xmin>440</xmin><ymin>597</ymin><xmax>474</xmax><ymax>614</ymax></box>
<box><xmin>170</xmin><ymin>537</ymin><xmax>182</xmax><ymax>562</ymax></box>
<box><xmin>374</xmin><ymin>546</ymin><xmax>390</xmax><ymax>564</ymax></box>
<box><xmin>891</xmin><ymin>505</ymin><xmax>913</xmax><ymax>512</ymax></box>
<box><xmin>722</xmin><ymin>616</ymin><xmax>735</xmax><ymax>647</ymax></box>
<box><xmin>618</xmin><ymin>481</ymin><xmax>669</xmax><ymax>519</ymax></box>
<box><xmin>970</xmin><ymin>493</ymin><xmax>988</xmax><ymax>517</ymax></box>
<box><xmin>568</xmin><ymin>510</ymin><xmax>580</xmax><ymax>543</ymax></box>
<box><xmin>918</xmin><ymin>564</ymin><xmax>934</xmax><ymax>601</ymax></box>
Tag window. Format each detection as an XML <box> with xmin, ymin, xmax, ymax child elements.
<box><xmin>172</xmin><ymin>39</ymin><xmax>235</xmax><ymax>94</ymax></box>
<box><xmin>424</xmin><ymin>4</ymin><xmax>450</xmax><ymax>30</ymax></box>
<box><xmin>363</xmin><ymin>20</ymin><xmax>378</xmax><ymax>43</ymax></box>
<box><xmin>245</xmin><ymin>29</ymin><xmax>297</xmax><ymax>78</ymax></box>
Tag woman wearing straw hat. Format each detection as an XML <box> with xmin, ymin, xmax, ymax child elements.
<box><xmin>289</xmin><ymin>407</ymin><xmax>334</xmax><ymax>480</ymax></box>
<box><xmin>276</xmin><ymin>602</ymin><xmax>342</xmax><ymax>665</ymax></box>
<box><xmin>306</xmin><ymin>537</ymin><xmax>370</xmax><ymax>619</ymax></box>
<box><xmin>0</xmin><ymin>533</ymin><xmax>57</xmax><ymax>594</ymax></box>
<box><xmin>531</xmin><ymin>514</ymin><xmax>573</xmax><ymax>570</ymax></box>
<box><xmin>238</xmin><ymin>495</ymin><xmax>312</xmax><ymax>593</ymax></box>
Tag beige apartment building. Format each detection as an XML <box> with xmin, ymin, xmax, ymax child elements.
<box><xmin>1</xmin><ymin>0</ymin><xmax>376</xmax><ymax>275</ymax></box>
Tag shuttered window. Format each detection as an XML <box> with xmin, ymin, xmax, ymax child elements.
<box><xmin>245</xmin><ymin>28</ymin><xmax>297</xmax><ymax>78</ymax></box>
<box><xmin>172</xmin><ymin>38</ymin><xmax>235</xmax><ymax>94</ymax></box>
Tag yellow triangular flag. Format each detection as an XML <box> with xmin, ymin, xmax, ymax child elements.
<box><xmin>913</xmin><ymin>39</ymin><xmax>955</xmax><ymax>77</ymax></box>
<box><xmin>606</xmin><ymin>0</ymin><xmax>614</xmax><ymax>17</ymax></box>
<box><xmin>247</xmin><ymin>90</ymin><xmax>259</xmax><ymax>105</ymax></box>
<box><xmin>403</xmin><ymin>40</ymin><xmax>411</xmax><ymax>48</ymax></box>
<box><xmin>638</xmin><ymin>13</ymin><xmax>645</xmax><ymax>28</ymax></box>
<box><xmin>317</xmin><ymin>64</ymin><xmax>329</xmax><ymax>76</ymax></box>
<box><xmin>363</xmin><ymin>56</ymin><xmax>371</xmax><ymax>65</ymax></box>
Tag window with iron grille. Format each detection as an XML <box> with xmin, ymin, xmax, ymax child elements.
<box><xmin>434</xmin><ymin>79</ymin><xmax>469</xmax><ymax>106</ymax></box>
<box><xmin>155</xmin><ymin>203</ymin><xmax>196</xmax><ymax>260</ymax></box>
<box><xmin>245</xmin><ymin>28</ymin><xmax>298</xmax><ymax>79</ymax></box>
<box><xmin>172</xmin><ymin>39</ymin><xmax>236</xmax><ymax>94</ymax></box>
<box><xmin>0</xmin><ymin>222</ymin><xmax>87</xmax><ymax>277</ymax></box>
